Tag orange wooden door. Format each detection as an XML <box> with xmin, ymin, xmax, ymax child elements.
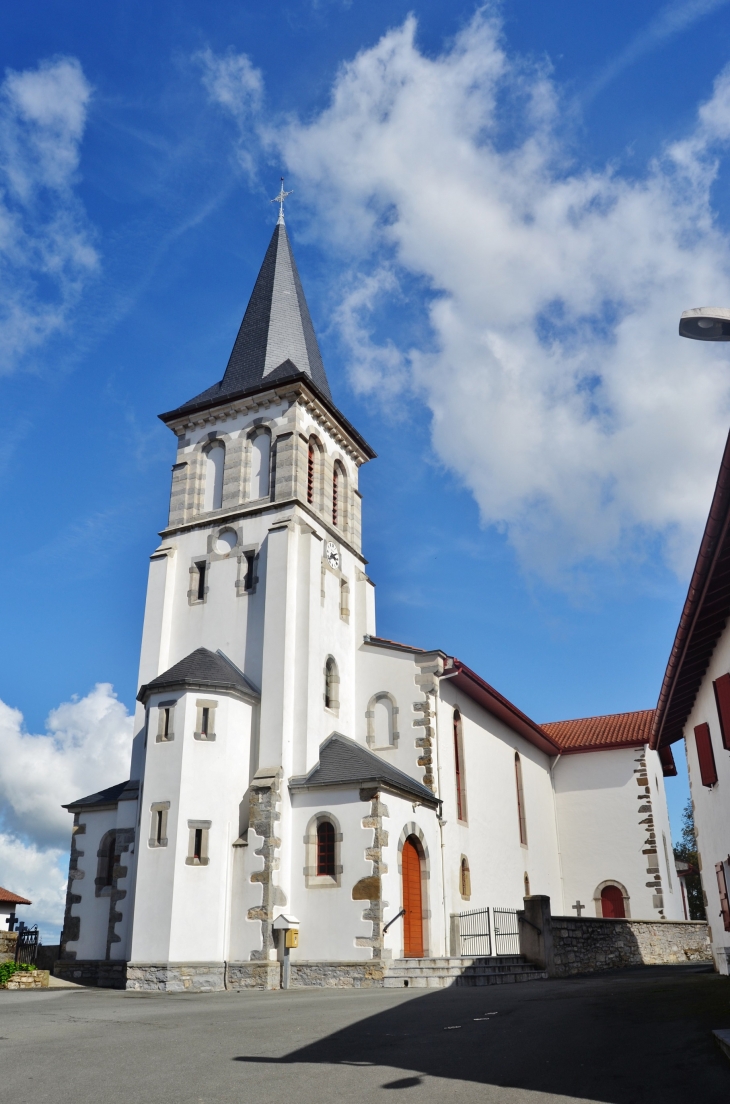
<box><xmin>402</xmin><ymin>837</ymin><xmax>423</xmax><ymax>958</ymax></box>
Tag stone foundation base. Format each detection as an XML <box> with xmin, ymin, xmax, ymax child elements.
<box><xmin>226</xmin><ymin>962</ymin><xmax>280</xmax><ymax>990</ymax></box>
<box><xmin>54</xmin><ymin>960</ymin><xmax>128</xmax><ymax>989</ymax></box>
<box><xmin>124</xmin><ymin>960</ymin><xmax>389</xmax><ymax>991</ymax></box>
<box><xmin>289</xmin><ymin>961</ymin><xmax>388</xmax><ymax>988</ymax></box>
<box><xmin>126</xmin><ymin>962</ymin><xmax>225</xmax><ymax>992</ymax></box>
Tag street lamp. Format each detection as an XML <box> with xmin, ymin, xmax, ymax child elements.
<box><xmin>679</xmin><ymin>307</ymin><xmax>730</xmax><ymax>341</ymax></box>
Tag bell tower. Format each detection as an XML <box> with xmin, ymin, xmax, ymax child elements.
<box><xmin>127</xmin><ymin>201</ymin><xmax>377</xmax><ymax>977</ymax></box>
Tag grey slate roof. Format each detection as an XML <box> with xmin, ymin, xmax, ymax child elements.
<box><xmin>63</xmin><ymin>778</ymin><xmax>139</xmax><ymax>811</ymax></box>
<box><xmin>137</xmin><ymin>647</ymin><xmax>259</xmax><ymax>703</ymax></box>
<box><xmin>289</xmin><ymin>733</ymin><xmax>439</xmax><ymax>807</ymax></box>
<box><xmin>166</xmin><ymin>222</ymin><xmax>331</xmax><ymax>417</ymax></box>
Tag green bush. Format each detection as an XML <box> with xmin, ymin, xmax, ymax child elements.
<box><xmin>0</xmin><ymin>961</ymin><xmax>37</xmax><ymax>986</ymax></box>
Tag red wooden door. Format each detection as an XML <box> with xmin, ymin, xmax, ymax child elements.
<box><xmin>402</xmin><ymin>837</ymin><xmax>424</xmax><ymax>958</ymax></box>
<box><xmin>601</xmin><ymin>885</ymin><xmax>626</xmax><ymax>918</ymax></box>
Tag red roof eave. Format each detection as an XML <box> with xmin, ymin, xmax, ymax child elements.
<box><xmin>446</xmin><ymin>662</ymin><xmax>561</xmax><ymax>756</ymax></box>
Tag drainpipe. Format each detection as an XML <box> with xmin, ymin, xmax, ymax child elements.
<box><xmin>549</xmin><ymin>754</ymin><xmax>566</xmax><ymax>914</ymax></box>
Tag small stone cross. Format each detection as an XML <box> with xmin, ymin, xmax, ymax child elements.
<box><xmin>571</xmin><ymin>900</ymin><xmax>585</xmax><ymax>917</ymax></box>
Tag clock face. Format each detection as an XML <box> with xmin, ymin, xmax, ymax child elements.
<box><xmin>325</xmin><ymin>541</ymin><xmax>340</xmax><ymax>570</ymax></box>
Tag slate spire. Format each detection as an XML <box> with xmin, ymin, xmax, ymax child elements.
<box><xmin>169</xmin><ymin>219</ymin><xmax>332</xmax><ymax>416</ymax></box>
<box><xmin>222</xmin><ymin>220</ymin><xmax>331</xmax><ymax>399</ymax></box>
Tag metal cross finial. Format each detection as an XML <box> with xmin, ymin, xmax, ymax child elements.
<box><xmin>271</xmin><ymin>177</ymin><xmax>292</xmax><ymax>225</ymax></box>
<box><xmin>571</xmin><ymin>900</ymin><xmax>585</xmax><ymax>917</ymax></box>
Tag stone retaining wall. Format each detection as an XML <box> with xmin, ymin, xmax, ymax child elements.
<box><xmin>518</xmin><ymin>895</ymin><xmax>712</xmax><ymax>978</ymax></box>
<box><xmin>5</xmin><ymin>970</ymin><xmax>49</xmax><ymax>989</ymax></box>
<box><xmin>0</xmin><ymin>931</ymin><xmax>17</xmax><ymax>962</ymax></box>
<box><xmin>550</xmin><ymin>917</ymin><xmax>712</xmax><ymax>977</ymax></box>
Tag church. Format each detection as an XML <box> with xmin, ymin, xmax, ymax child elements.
<box><xmin>57</xmin><ymin>198</ymin><xmax>684</xmax><ymax>991</ymax></box>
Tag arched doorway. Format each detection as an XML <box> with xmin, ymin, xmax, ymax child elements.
<box><xmin>402</xmin><ymin>836</ymin><xmax>424</xmax><ymax>957</ymax></box>
<box><xmin>600</xmin><ymin>884</ymin><xmax>626</xmax><ymax>918</ymax></box>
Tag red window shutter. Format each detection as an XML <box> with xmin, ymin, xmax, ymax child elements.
<box><xmin>716</xmin><ymin>862</ymin><xmax>730</xmax><ymax>933</ymax></box>
<box><xmin>695</xmin><ymin>723</ymin><xmax>718</xmax><ymax>787</ymax></box>
<box><xmin>713</xmin><ymin>673</ymin><xmax>730</xmax><ymax>750</ymax></box>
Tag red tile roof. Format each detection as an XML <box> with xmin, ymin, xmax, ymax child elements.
<box><xmin>0</xmin><ymin>886</ymin><xmax>31</xmax><ymax>906</ymax></box>
<box><xmin>542</xmin><ymin>709</ymin><xmax>655</xmax><ymax>752</ymax></box>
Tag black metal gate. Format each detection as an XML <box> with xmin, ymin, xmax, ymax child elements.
<box><xmin>492</xmin><ymin>908</ymin><xmax>520</xmax><ymax>956</ymax></box>
<box><xmin>457</xmin><ymin>908</ymin><xmax>491</xmax><ymax>957</ymax></box>
<box><xmin>15</xmin><ymin>927</ymin><xmax>39</xmax><ymax>966</ymax></box>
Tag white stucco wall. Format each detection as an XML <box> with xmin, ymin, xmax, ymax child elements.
<box><xmin>553</xmin><ymin>746</ymin><xmax>682</xmax><ymax>921</ymax></box>
<box><xmin>682</xmin><ymin>618</ymin><xmax>730</xmax><ymax>973</ymax></box>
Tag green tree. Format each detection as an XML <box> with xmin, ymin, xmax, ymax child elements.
<box><xmin>673</xmin><ymin>799</ymin><xmax>706</xmax><ymax>920</ymax></box>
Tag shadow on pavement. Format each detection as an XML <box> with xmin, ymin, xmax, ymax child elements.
<box><xmin>233</xmin><ymin>966</ymin><xmax>730</xmax><ymax>1103</ymax></box>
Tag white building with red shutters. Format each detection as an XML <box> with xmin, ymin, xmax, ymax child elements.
<box><xmin>652</xmin><ymin>431</ymin><xmax>730</xmax><ymax>975</ymax></box>
<box><xmin>57</xmin><ymin>208</ymin><xmax>683</xmax><ymax>991</ymax></box>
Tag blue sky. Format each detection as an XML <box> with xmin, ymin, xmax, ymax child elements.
<box><xmin>3</xmin><ymin>0</ymin><xmax>730</xmax><ymax>934</ymax></box>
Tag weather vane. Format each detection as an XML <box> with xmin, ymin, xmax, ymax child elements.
<box><xmin>271</xmin><ymin>177</ymin><xmax>292</xmax><ymax>224</ymax></box>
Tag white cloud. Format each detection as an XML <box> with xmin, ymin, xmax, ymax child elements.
<box><xmin>197</xmin><ymin>48</ymin><xmax>263</xmax><ymax>179</ymax></box>
<box><xmin>0</xmin><ymin>56</ymin><xmax>98</xmax><ymax>374</ymax></box>
<box><xmin>0</xmin><ymin>834</ymin><xmax>66</xmax><ymax>941</ymax></box>
<box><xmin>0</xmin><ymin>684</ymin><xmax>133</xmax><ymax>938</ymax></box>
<box><xmin>204</xmin><ymin>11</ymin><xmax>730</xmax><ymax>581</ymax></box>
<box><xmin>0</xmin><ymin>683</ymin><xmax>133</xmax><ymax>849</ymax></box>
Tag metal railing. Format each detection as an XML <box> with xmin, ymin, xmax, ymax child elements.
<box><xmin>15</xmin><ymin>927</ymin><xmax>39</xmax><ymax>966</ymax></box>
<box><xmin>457</xmin><ymin>908</ymin><xmax>492</xmax><ymax>957</ymax></box>
<box><xmin>493</xmin><ymin>908</ymin><xmax>520</xmax><ymax>956</ymax></box>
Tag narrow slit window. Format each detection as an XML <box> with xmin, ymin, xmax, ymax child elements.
<box><xmin>200</xmin><ymin>707</ymin><xmax>210</xmax><ymax>737</ymax></box>
<box><xmin>307</xmin><ymin>443</ymin><xmax>314</xmax><ymax>504</ymax></box>
<box><xmin>460</xmin><ymin>856</ymin><xmax>471</xmax><ymax>899</ymax></box>
<box><xmin>195</xmin><ymin>561</ymin><xmax>207</xmax><ymax>601</ymax></box>
<box><xmin>149</xmin><ymin>803</ymin><xmax>169</xmax><ymax>848</ymax></box>
<box><xmin>453</xmin><ymin>709</ymin><xmax>467</xmax><ymax>822</ymax></box>
<box><xmin>515</xmin><ymin>753</ymin><xmax>528</xmax><ymax>845</ymax></box>
<box><xmin>324</xmin><ymin>657</ymin><xmax>339</xmax><ymax>711</ymax></box>
<box><xmin>163</xmin><ymin>708</ymin><xmax>171</xmax><ymax>739</ymax></box>
<box><xmin>316</xmin><ymin>821</ymin><xmax>336</xmax><ymax>876</ymax></box>
<box><xmin>104</xmin><ymin>836</ymin><xmax>118</xmax><ymax>887</ymax></box>
<box><xmin>186</xmin><ymin>821</ymin><xmax>210</xmax><ymax>865</ymax></box>
<box><xmin>243</xmin><ymin>551</ymin><xmax>255</xmax><ymax>592</ymax></box>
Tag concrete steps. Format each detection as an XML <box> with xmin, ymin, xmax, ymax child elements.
<box><xmin>383</xmin><ymin>956</ymin><xmax>548</xmax><ymax>988</ymax></box>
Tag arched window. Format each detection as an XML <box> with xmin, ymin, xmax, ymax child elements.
<box><xmin>600</xmin><ymin>884</ymin><xmax>626</xmax><ymax>918</ymax></box>
<box><xmin>307</xmin><ymin>442</ymin><xmax>314</xmax><ymax>504</ymax></box>
<box><xmin>515</xmin><ymin>752</ymin><xmax>527</xmax><ymax>845</ymax></box>
<box><xmin>453</xmin><ymin>709</ymin><xmax>467</xmax><ymax>822</ymax></box>
<box><xmin>374</xmin><ymin>696</ymin><xmax>394</xmax><ymax>746</ymax></box>
<box><xmin>324</xmin><ymin>657</ymin><xmax>339</xmax><ymax>711</ymax></box>
<box><xmin>250</xmin><ymin>432</ymin><xmax>271</xmax><ymax>500</ymax></box>
<box><xmin>204</xmin><ymin>442</ymin><xmax>225</xmax><ymax>512</ymax></box>
<box><xmin>305</xmin><ymin>813</ymin><xmax>342</xmax><ymax>886</ymax></box>
<box><xmin>460</xmin><ymin>856</ymin><xmax>471</xmax><ymax>899</ymax></box>
<box><xmin>332</xmin><ymin>464</ymin><xmax>339</xmax><ymax>526</ymax></box>
<box><xmin>524</xmin><ymin>871</ymin><xmax>531</xmax><ymax>897</ymax></box>
<box><xmin>316</xmin><ymin>821</ymin><xmax>336</xmax><ymax>877</ymax></box>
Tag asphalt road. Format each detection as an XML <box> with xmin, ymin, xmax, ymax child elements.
<box><xmin>2</xmin><ymin>965</ymin><xmax>729</xmax><ymax>1104</ymax></box>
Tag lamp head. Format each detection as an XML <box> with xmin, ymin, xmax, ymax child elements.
<box><xmin>679</xmin><ymin>307</ymin><xmax>730</xmax><ymax>341</ymax></box>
